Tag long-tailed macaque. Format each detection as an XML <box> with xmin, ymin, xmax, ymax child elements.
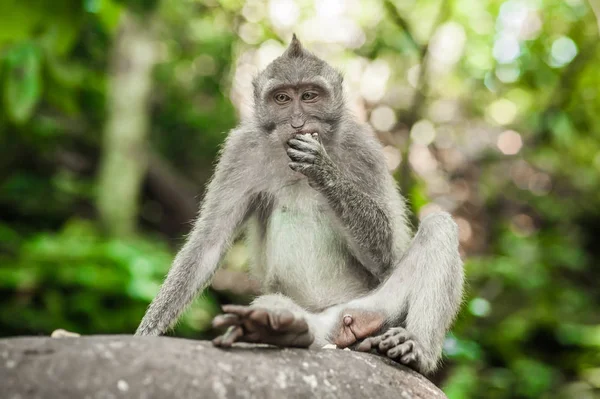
<box><xmin>136</xmin><ymin>36</ymin><xmax>464</xmax><ymax>374</ymax></box>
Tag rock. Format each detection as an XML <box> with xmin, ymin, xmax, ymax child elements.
<box><xmin>0</xmin><ymin>335</ymin><xmax>447</xmax><ymax>399</ymax></box>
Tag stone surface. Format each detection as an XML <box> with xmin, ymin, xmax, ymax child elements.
<box><xmin>0</xmin><ymin>335</ymin><xmax>447</xmax><ymax>399</ymax></box>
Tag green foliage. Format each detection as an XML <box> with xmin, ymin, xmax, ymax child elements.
<box><xmin>2</xmin><ymin>43</ymin><xmax>43</xmax><ymax>124</ymax></box>
<box><xmin>0</xmin><ymin>219</ymin><xmax>218</xmax><ymax>336</ymax></box>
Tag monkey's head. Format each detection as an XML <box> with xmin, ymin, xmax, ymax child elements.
<box><xmin>252</xmin><ymin>35</ymin><xmax>345</xmax><ymax>146</ymax></box>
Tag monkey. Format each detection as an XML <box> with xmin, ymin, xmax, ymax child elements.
<box><xmin>135</xmin><ymin>35</ymin><xmax>464</xmax><ymax>374</ymax></box>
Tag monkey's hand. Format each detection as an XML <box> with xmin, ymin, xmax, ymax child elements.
<box><xmin>212</xmin><ymin>305</ymin><xmax>314</xmax><ymax>348</ymax></box>
<box><xmin>287</xmin><ymin>133</ymin><xmax>338</xmax><ymax>188</ymax></box>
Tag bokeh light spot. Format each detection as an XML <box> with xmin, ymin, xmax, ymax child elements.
<box><xmin>469</xmin><ymin>298</ymin><xmax>491</xmax><ymax>317</ymax></box>
<box><xmin>497</xmin><ymin>130</ymin><xmax>523</xmax><ymax>155</ymax></box>
<box><xmin>487</xmin><ymin>99</ymin><xmax>518</xmax><ymax>125</ymax></box>
<box><xmin>370</xmin><ymin>105</ymin><xmax>397</xmax><ymax>132</ymax></box>
<box><xmin>493</xmin><ymin>35</ymin><xmax>521</xmax><ymax>64</ymax></box>
<box><xmin>269</xmin><ymin>0</ymin><xmax>300</xmax><ymax>29</ymax></box>
<box><xmin>550</xmin><ymin>36</ymin><xmax>578</xmax><ymax>67</ymax></box>
<box><xmin>410</xmin><ymin>119</ymin><xmax>436</xmax><ymax>146</ymax></box>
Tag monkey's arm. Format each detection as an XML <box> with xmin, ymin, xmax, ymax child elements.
<box><xmin>287</xmin><ymin>134</ymin><xmax>397</xmax><ymax>279</ymax></box>
<box><xmin>136</xmin><ymin>130</ymin><xmax>256</xmax><ymax>336</ymax></box>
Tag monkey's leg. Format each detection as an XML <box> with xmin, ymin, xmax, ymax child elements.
<box><xmin>342</xmin><ymin>212</ymin><xmax>464</xmax><ymax>374</ymax></box>
<box><xmin>212</xmin><ymin>295</ymin><xmax>315</xmax><ymax>348</ymax></box>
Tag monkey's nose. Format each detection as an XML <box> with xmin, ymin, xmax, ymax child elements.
<box><xmin>291</xmin><ymin>117</ymin><xmax>305</xmax><ymax>129</ymax></box>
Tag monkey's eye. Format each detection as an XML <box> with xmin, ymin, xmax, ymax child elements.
<box><xmin>274</xmin><ymin>93</ymin><xmax>291</xmax><ymax>104</ymax></box>
<box><xmin>301</xmin><ymin>92</ymin><xmax>318</xmax><ymax>102</ymax></box>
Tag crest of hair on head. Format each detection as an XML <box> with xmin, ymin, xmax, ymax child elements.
<box><xmin>283</xmin><ymin>34</ymin><xmax>306</xmax><ymax>58</ymax></box>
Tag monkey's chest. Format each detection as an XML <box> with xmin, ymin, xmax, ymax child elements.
<box><xmin>262</xmin><ymin>205</ymin><xmax>369</xmax><ymax>310</ymax></box>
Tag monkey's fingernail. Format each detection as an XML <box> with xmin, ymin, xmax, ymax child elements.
<box><xmin>343</xmin><ymin>314</ymin><xmax>353</xmax><ymax>326</ymax></box>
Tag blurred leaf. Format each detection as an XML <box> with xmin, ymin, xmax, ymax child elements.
<box><xmin>2</xmin><ymin>42</ymin><xmax>43</xmax><ymax>124</ymax></box>
<box><xmin>513</xmin><ymin>358</ymin><xmax>555</xmax><ymax>397</ymax></box>
<box><xmin>443</xmin><ymin>365</ymin><xmax>479</xmax><ymax>399</ymax></box>
<box><xmin>0</xmin><ymin>1</ymin><xmax>44</xmax><ymax>47</ymax></box>
<box><xmin>97</xmin><ymin>0</ymin><xmax>124</xmax><ymax>33</ymax></box>
<box><xmin>45</xmin><ymin>52</ymin><xmax>85</xmax><ymax>88</ymax></box>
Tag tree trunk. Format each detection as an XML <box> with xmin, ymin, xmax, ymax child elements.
<box><xmin>96</xmin><ymin>11</ymin><xmax>157</xmax><ymax>236</ymax></box>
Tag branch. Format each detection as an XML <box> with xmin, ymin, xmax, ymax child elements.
<box><xmin>385</xmin><ymin>0</ymin><xmax>452</xmax><ymax>197</ymax></box>
<box><xmin>383</xmin><ymin>0</ymin><xmax>424</xmax><ymax>56</ymax></box>
<box><xmin>588</xmin><ymin>0</ymin><xmax>600</xmax><ymax>33</ymax></box>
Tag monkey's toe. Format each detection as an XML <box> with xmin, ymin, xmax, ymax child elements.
<box><xmin>213</xmin><ymin>325</ymin><xmax>244</xmax><ymax>348</ymax></box>
<box><xmin>212</xmin><ymin>313</ymin><xmax>241</xmax><ymax>329</ymax></box>
<box><xmin>269</xmin><ymin>309</ymin><xmax>297</xmax><ymax>330</ymax></box>
<box><xmin>221</xmin><ymin>304</ymin><xmax>254</xmax><ymax>317</ymax></box>
<box><xmin>356</xmin><ymin>335</ymin><xmax>383</xmax><ymax>352</ymax></box>
<box><xmin>213</xmin><ymin>305</ymin><xmax>313</xmax><ymax>348</ymax></box>
<box><xmin>355</xmin><ymin>326</ymin><xmax>423</xmax><ymax>371</ymax></box>
<box><xmin>386</xmin><ymin>340</ymin><xmax>414</xmax><ymax>358</ymax></box>
<box><xmin>376</xmin><ymin>328</ymin><xmax>424</xmax><ymax>370</ymax></box>
<box><xmin>400</xmin><ymin>351</ymin><xmax>419</xmax><ymax>365</ymax></box>
<box><xmin>378</xmin><ymin>327</ymin><xmax>411</xmax><ymax>351</ymax></box>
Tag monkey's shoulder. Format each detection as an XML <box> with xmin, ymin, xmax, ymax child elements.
<box><xmin>336</xmin><ymin>123</ymin><xmax>387</xmax><ymax>168</ymax></box>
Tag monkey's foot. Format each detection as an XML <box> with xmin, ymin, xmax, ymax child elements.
<box><xmin>356</xmin><ymin>327</ymin><xmax>423</xmax><ymax>369</ymax></box>
<box><xmin>212</xmin><ymin>305</ymin><xmax>314</xmax><ymax>348</ymax></box>
<box><xmin>332</xmin><ymin>308</ymin><xmax>386</xmax><ymax>348</ymax></box>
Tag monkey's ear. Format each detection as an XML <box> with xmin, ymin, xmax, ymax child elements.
<box><xmin>284</xmin><ymin>33</ymin><xmax>305</xmax><ymax>58</ymax></box>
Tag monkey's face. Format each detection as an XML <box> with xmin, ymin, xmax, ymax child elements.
<box><xmin>252</xmin><ymin>36</ymin><xmax>345</xmax><ymax>148</ymax></box>
<box><xmin>260</xmin><ymin>81</ymin><xmax>340</xmax><ymax>146</ymax></box>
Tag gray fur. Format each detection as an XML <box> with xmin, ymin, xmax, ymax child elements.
<box><xmin>136</xmin><ymin>37</ymin><xmax>464</xmax><ymax>374</ymax></box>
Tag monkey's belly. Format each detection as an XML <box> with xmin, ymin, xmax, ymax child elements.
<box><xmin>261</xmin><ymin>207</ymin><xmax>372</xmax><ymax>311</ymax></box>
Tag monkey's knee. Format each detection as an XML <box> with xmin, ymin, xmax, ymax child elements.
<box><xmin>420</xmin><ymin>212</ymin><xmax>458</xmax><ymax>236</ymax></box>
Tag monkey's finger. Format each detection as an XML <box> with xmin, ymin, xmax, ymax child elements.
<box><xmin>219</xmin><ymin>325</ymin><xmax>244</xmax><ymax>347</ymax></box>
<box><xmin>212</xmin><ymin>313</ymin><xmax>242</xmax><ymax>329</ymax></box>
<box><xmin>288</xmin><ymin>137</ymin><xmax>319</xmax><ymax>152</ymax></box>
<box><xmin>293</xmin><ymin>133</ymin><xmax>320</xmax><ymax>145</ymax></box>
<box><xmin>289</xmin><ymin>162</ymin><xmax>310</xmax><ymax>173</ymax></box>
<box><xmin>222</xmin><ymin>304</ymin><xmax>253</xmax><ymax>317</ymax></box>
<box><xmin>286</xmin><ymin>148</ymin><xmax>316</xmax><ymax>164</ymax></box>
